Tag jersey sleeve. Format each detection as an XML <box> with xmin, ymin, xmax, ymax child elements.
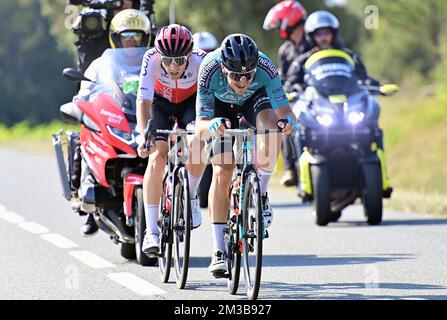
<box><xmin>258</xmin><ymin>54</ymin><xmax>289</xmax><ymax>110</ymax></box>
<box><xmin>137</xmin><ymin>49</ymin><xmax>155</xmax><ymax>101</ymax></box>
<box><xmin>196</xmin><ymin>55</ymin><xmax>220</xmax><ymax>119</ymax></box>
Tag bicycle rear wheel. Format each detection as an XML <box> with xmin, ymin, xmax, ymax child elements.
<box><xmin>241</xmin><ymin>171</ymin><xmax>263</xmax><ymax>300</ymax></box>
<box><xmin>226</xmin><ymin>181</ymin><xmax>241</xmax><ymax>295</ymax></box>
<box><xmin>159</xmin><ymin>171</ymin><xmax>172</xmax><ymax>283</ymax></box>
<box><xmin>173</xmin><ymin>167</ymin><xmax>192</xmax><ymax>289</ymax></box>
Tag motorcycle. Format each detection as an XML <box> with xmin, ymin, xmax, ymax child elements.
<box><xmin>294</xmin><ymin>49</ymin><xmax>398</xmax><ymax>226</ymax></box>
<box><xmin>53</xmin><ymin>47</ymin><xmax>156</xmax><ymax>265</ymax></box>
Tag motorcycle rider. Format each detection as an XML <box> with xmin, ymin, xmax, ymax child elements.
<box><xmin>74</xmin><ymin>9</ymin><xmax>152</xmax><ymax>236</ymax></box>
<box><xmin>285</xmin><ymin>10</ymin><xmax>379</xmax><ymax>93</ymax></box>
<box><xmin>193</xmin><ymin>34</ymin><xmax>295</xmax><ymax>276</ymax></box>
<box><xmin>263</xmin><ymin>0</ymin><xmax>309</xmax><ymax>188</ymax></box>
<box><xmin>136</xmin><ymin>25</ymin><xmax>208</xmax><ymax>257</ymax></box>
<box><xmin>286</xmin><ymin>10</ymin><xmax>392</xmax><ymax>198</ymax></box>
<box><xmin>69</xmin><ymin>0</ymin><xmax>156</xmax><ymax>74</ymax></box>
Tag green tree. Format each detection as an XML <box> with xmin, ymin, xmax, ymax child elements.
<box><xmin>0</xmin><ymin>0</ymin><xmax>75</xmax><ymax>126</ymax></box>
<box><xmin>346</xmin><ymin>0</ymin><xmax>447</xmax><ymax>81</ymax></box>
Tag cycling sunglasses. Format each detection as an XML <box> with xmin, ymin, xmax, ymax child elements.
<box><xmin>225</xmin><ymin>68</ymin><xmax>257</xmax><ymax>82</ymax></box>
<box><xmin>120</xmin><ymin>31</ymin><xmax>143</xmax><ymax>41</ymax></box>
<box><xmin>160</xmin><ymin>55</ymin><xmax>188</xmax><ymax>66</ymax></box>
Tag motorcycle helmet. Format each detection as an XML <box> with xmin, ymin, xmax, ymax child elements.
<box><xmin>263</xmin><ymin>1</ymin><xmax>307</xmax><ymax>40</ymax></box>
<box><xmin>109</xmin><ymin>9</ymin><xmax>151</xmax><ymax>48</ymax></box>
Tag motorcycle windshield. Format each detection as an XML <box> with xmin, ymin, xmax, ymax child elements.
<box><xmin>305</xmin><ymin>51</ymin><xmax>361</xmax><ymax>97</ymax></box>
<box><xmin>88</xmin><ymin>48</ymin><xmax>147</xmax><ymax>105</ymax></box>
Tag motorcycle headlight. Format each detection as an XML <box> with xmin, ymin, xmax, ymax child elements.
<box><xmin>107</xmin><ymin>125</ymin><xmax>135</xmax><ymax>144</ymax></box>
<box><xmin>316</xmin><ymin>114</ymin><xmax>334</xmax><ymax>126</ymax></box>
<box><xmin>347</xmin><ymin>111</ymin><xmax>365</xmax><ymax>124</ymax></box>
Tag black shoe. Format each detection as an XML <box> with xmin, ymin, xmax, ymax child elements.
<box><xmin>383</xmin><ymin>187</ymin><xmax>393</xmax><ymax>199</ymax></box>
<box><xmin>81</xmin><ymin>214</ymin><xmax>98</xmax><ymax>237</ymax></box>
<box><xmin>298</xmin><ymin>191</ymin><xmax>313</xmax><ymax>203</ymax></box>
<box><xmin>280</xmin><ymin>170</ymin><xmax>298</xmax><ymax>187</ymax></box>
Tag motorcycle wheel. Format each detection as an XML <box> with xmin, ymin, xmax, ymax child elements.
<box><xmin>120</xmin><ymin>242</ymin><xmax>136</xmax><ymax>260</ymax></box>
<box><xmin>330</xmin><ymin>210</ymin><xmax>342</xmax><ymax>222</ymax></box>
<box><xmin>311</xmin><ymin>164</ymin><xmax>331</xmax><ymax>226</ymax></box>
<box><xmin>361</xmin><ymin>163</ymin><xmax>383</xmax><ymax>225</ymax></box>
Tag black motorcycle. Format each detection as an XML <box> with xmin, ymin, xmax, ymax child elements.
<box><xmin>295</xmin><ymin>49</ymin><xmax>398</xmax><ymax>226</ymax></box>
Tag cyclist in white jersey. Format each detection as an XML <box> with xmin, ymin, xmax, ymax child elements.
<box><xmin>136</xmin><ymin>24</ymin><xmax>207</xmax><ymax>257</ymax></box>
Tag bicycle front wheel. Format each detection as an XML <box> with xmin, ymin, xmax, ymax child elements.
<box><xmin>226</xmin><ymin>182</ymin><xmax>241</xmax><ymax>295</ymax></box>
<box><xmin>173</xmin><ymin>167</ymin><xmax>192</xmax><ymax>289</ymax></box>
<box><xmin>241</xmin><ymin>171</ymin><xmax>263</xmax><ymax>300</ymax></box>
<box><xmin>159</xmin><ymin>171</ymin><xmax>172</xmax><ymax>283</ymax></box>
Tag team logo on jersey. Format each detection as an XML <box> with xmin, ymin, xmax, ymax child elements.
<box><xmin>199</xmin><ymin>59</ymin><xmax>219</xmax><ymax>89</ymax></box>
<box><xmin>258</xmin><ymin>56</ymin><xmax>279</xmax><ymax>79</ymax></box>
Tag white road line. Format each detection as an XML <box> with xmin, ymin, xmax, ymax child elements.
<box><xmin>41</xmin><ymin>233</ymin><xmax>79</xmax><ymax>249</ymax></box>
<box><xmin>69</xmin><ymin>250</ymin><xmax>116</xmax><ymax>269</ymax></box>
<box><xmin>0</xmin><ymin>211</ymin><xmax>25</xmax><ymax>224</ymax></box>
<box><xmin>107</xmin><ymin>272</ymin><xmax>167</xmax><ymax>296</ymax></box>
<box><xmin>18</xmin><ymin>221</ymin><xmax>50</xmax><ymax>234</ymax></box>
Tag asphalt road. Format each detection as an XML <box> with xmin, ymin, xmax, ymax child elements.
<box><xmin>1</xmin><ymin>147</ymin><xmax>447</xmax><ymax>300</ymax></box>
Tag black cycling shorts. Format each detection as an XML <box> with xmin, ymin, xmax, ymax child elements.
<box><xmin>151</xmin><ymin>93</ymin><xmax>196</xmax><ymax>141</ymax></box>
<box><xmin>209</xmin><ymin>87</ymin><xmax>273</xmax><ymax>156</ymax></box>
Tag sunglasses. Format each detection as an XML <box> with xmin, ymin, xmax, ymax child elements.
<box><xmin>225</xmin><ymin>68</ymin><xmax>257</xmax><ymax>82</ymax></box>
<box><xmin>120</xmin><ymin>31</ymin><xmax>143</xmax><ymax>41</ymax></box>
<box><xmin>160</xmin><ymin>56</ymin><xmax>188</xmax><ymax>66</ymax></box>
<box><xmin>313</xmin><ymin>29</ymin><xmax>333</xmax><ymax>38</ymax></box>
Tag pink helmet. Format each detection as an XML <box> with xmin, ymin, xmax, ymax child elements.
<box><xmin>155</xmin><ymin>24</ymin><xmax>194</xmax><ymax>57</ymax></box>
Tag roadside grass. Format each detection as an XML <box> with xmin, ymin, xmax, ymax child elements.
<box><xmin>0</xmin><ymin>121</ymin><xmax>79</xmax><ymax>154</ymax></box>
<box><xmin>378</xmin><ymin>86</ymin><xmax>447</xmax><ymax>215</ymax></box>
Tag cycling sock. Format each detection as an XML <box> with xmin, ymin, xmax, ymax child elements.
<box><xmin>212</xmin><ymin>222</ymin><xmax>226</xmax><ymax>253</ymax></box>
<box><xmin>188</xmin><ymin>172</ymin><xmax>202</xmax><ymax>199</ymax></box>
<box><xmin>144</xmin><ymin>204</ymin><xmax>160</xmax><ymax>236</ymax></box>
<box><xmin>258</xmin><ymin>168</ymin><xmax>272</xmax><ymax>195</ymax></box>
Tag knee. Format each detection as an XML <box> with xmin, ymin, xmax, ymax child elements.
<box><xmin>147</xmin><ymin>149</ymin><xmax>167</xmax><ymax>173</ymax></box>
<box><xmin>213</xmin><ymin>165</ymin><xmax>233</xmax><ymax>186</ymax></box>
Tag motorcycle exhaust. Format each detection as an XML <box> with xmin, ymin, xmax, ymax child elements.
<box><xmin>52</xmin><ymin>129</ymin><xmax>71</xmax><ymax>201</ymax></box>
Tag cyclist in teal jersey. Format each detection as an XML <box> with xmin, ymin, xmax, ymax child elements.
<box><xmin>194</xmin><ymin>34</ymin><xmax>296</xmax><ymax>276</ymax></box>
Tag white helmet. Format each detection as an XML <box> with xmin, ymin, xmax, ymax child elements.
<box><xmin>304</xmin><ymin>11</ymin><xmax>339</xmax><ymax>35</ymax></box>
<box><xmin>192</xmin><ymin>31</ymin><xmax>218</xmax><ymax>52</ymax></box>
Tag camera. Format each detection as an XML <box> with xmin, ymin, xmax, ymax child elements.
<box><xmin>69</xmin><ymin>0</ymin><xmax>124</xmax><ymax>10</ymax></box>
<box><xmin>70</xmin><ymin>1</ymin><xmax>125</xmax><ymax>40</ymax></box>
<box><xmin>72</xmin><ymin>10</ymin><xmax>107</xmax><ymax>38</ymax></box>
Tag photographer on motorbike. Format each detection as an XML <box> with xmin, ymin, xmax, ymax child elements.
<box><xmin>74</xmin><ymin>9</ymin><xmax>151</xmax><ymax>236</ymax></box>
<box><xmin>285</xmin><ymin>10</ymin><xmax>379</xmax><ymax>94</ymax></box>
<box><xmin>263</xmin><ymin>0</ymin><xmax>309</xmax><ymax>188</ymax></box>
<box><xmin>68</xmin><ymin>0</ymin><xmax>156</xmax><ymax>74</ymax></box>
<box><xmin>286</xmin><ymin>10</ymin><xmax>392</xmax><ymax>198</ymax></box>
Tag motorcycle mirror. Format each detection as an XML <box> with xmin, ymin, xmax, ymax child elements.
<box><xmin>63</xmin><ymin>68</ymin><xmax>94</xmax><ymax>83</ymax></box>
<box><xmin>60</xmin><ymin>102</ymin><xmax>82</xmax><ymax>123</ymax></box>
<box><xmin>380</xmin><ymin>84</ymin><xmax>399</xmax><ymax>96</ymax></box>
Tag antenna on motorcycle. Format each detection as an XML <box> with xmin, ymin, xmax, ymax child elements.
<box><xmin>63</xmin><ymin>68</ymin><xmax>95</xmax><ymax>83</ymax></box>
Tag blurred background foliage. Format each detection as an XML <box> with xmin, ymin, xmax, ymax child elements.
<box><xmin>1</xmin><ymin>0</ymin><xmax>447</xmax><ymax>125</ymax></box>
